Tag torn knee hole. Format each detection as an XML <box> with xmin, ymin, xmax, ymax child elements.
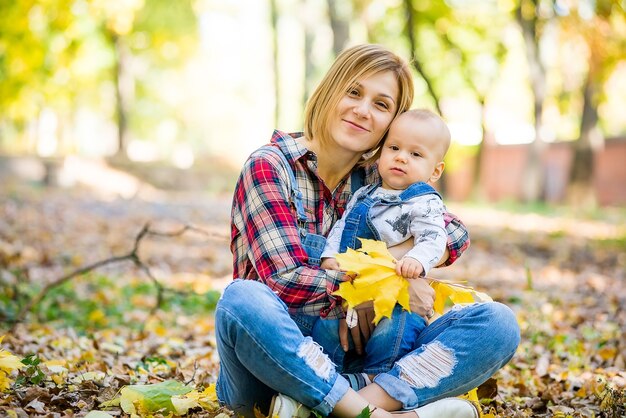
<box><xmin>397</xmin><ymin>341</ymin><xmax>456</xmax><ymax>388</ymax></box>
<box><xmin>297</xmin><ymin>337</ymin><xmax>334</xmax><ymax>381</ymax></box>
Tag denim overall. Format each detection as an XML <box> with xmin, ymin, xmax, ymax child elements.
<box><xmin>338</xmin><ymin>181</ymin><xmax>441</xmax><ymax>253</ymax></box>
<box><xmin>261</xmin><ymin>145</ymin><xmax>364</xmax><ymax>267</ymax></box>
<box><xmin>263</xmin><ymin>146</ymin><xmax>426</xmax><ymax>374</ymax></box>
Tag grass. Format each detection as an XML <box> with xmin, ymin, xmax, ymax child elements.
<box><xmin>0</xmin><ymin>272</ymin><xmax>221</xmax><ymax>333</ymax></box>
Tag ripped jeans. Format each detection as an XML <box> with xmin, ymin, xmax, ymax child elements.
<box><xmin>215</xmin><ymin>280</ymin><xmax>520</xmax><ymax>416</ymax></box>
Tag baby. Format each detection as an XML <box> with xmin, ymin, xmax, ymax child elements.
<box><xmin>321</xmin><ymin>108</ymin><xmax>451</xmax><ymax>280</ymax></box>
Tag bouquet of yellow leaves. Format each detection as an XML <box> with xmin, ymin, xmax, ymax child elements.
<box><xmin>332</xmin><ymin>239</ymin><xmax>492</xmax><ymax>325</ymax></box>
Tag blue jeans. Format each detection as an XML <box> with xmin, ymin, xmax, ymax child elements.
<box><xmin>292</xmin><ymin>304</ymin><xmax>427</xmax><ymax>376</ymax></box>
<box><xmin>215</xmin><ymin>280</ymin><xmax>520</xmax><ymax>415</ymax></box>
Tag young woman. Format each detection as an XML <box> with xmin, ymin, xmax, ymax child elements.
<box><xmin>215</xmin><ymin>44</ymin><xmax>520</xmax><ymax>418</ymax></box>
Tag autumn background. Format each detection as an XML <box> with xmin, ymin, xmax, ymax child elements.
<box><xmin>1</xmin><ymin>0</ymin><xmax>625</xmax><ymax>417</ymax></box>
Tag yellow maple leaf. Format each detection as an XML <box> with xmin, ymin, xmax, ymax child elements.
<box><xmin>333</xmin><ymin>239</ymin><xmax>492</xmax><ymax>324</ymax></box>
<box><xmin>334</xmin><ymin>239</ymin><xmax>410</xmax><ymax>324</ymax></box>
<box><xmin>429</xmin><ymin>280</ymin><xmax>492</xmax><ymax>314</ymax></box>
<box><xmin>171</xmin><ymin>391</ymin><xmax>200</xmax><ymax>415</ymax></box>
<box><xmin>197</xmin><ymin>383</ymin><xmax>219</xmax><ymax>406</ymax></box>
<box><xmin>458</xmin><ymin>388</ymin><xmax>486</xmax><ymax>417</ymax></box>
<box><xmin>171</xmin><ymin>383</ymin><xmax>219</xmax><ymax>414</ymax></box>
<box><xmin>0</xmin><ymin>336</ymin><xmax>24</xmax><ymax>392</ymax></box>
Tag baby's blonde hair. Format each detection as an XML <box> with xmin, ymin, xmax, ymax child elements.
<box><xmin>402</xmin><ymin>109</ymin><xmax>451</xmax><ymax>159</ymax></box>
<box><xmin>364</xmin><ymin>108</ymin><xmax>451</xmax><ymax>165</ymax></box>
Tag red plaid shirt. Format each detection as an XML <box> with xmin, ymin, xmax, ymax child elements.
<box><xmin>231</xmin><ymin>130</ymin><xmax>469</xmax><ymax>318</ymax></box>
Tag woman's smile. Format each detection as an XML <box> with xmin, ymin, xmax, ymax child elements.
<box><xmin>342</xmin><ymin>119</ymin><xmax>370</xmax><ymax>132</ymax></box>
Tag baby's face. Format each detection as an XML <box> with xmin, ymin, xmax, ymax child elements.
<box><xmin>378</xmin><ymin>116</ymin><xmax>446</xmax><ymax>190</ymax></box>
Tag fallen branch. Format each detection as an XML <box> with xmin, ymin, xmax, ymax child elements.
<box><xmin>9</xmin><ymin>222</ymin><xmax>223</xmax><ymax>331</ymax></box>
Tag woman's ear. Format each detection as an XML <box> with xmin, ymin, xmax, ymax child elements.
<box><xmin>429</xmin><ymin>161</ymin><xmax>445</xmax><ymax>183</ymax></box>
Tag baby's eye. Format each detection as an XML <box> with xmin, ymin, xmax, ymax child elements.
<box><xmin>411</xmin><ymin>152</ymin><xmax>422</xmax><ymax>157</ymax></box>
<box><xmin>389</xmin><ymin>145</ymin><xmax>400</xmax><ymax>151</ymax></box>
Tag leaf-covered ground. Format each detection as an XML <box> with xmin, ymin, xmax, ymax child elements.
<box><xmin>1</xmin><ymin>182</ymin><xmax>625</xmax><ymax>417</ymax></box>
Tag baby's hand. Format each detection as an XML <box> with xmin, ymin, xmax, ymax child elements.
<box><xmin>321</xmin><ymin>257</ymin><xmax>341</xmax><ymax>271</ymax></box>
<box><xmin>396</xmin><ymin>257</ymin><xmax>424</xmax><ymax>279</ymax></box>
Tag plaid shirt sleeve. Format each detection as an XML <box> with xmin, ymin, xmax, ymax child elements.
<box><xmin>441</xmin><ymin>211</ymin><xmax>470</xmax><ymax>266</ymax></box>
<box><xmin>231</xmin><ymin>150</ymin><xmax>345</xmax><ymax>318</ymax></box>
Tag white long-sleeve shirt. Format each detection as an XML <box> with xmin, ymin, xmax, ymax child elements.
<box><xmin>321</xmin><ymin>186</ymin><xmax>447</xmax><ymax>276</ymax></box>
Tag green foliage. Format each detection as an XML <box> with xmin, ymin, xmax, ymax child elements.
<box><xmin>136</xmin><ymin>356</ymin><xmax>169</xmax><ymax>373</ymax></box>
<box><xmin>0</xmin><ymin>273</ymin><xmax>220</xmax><ymax>332</ymax></box>
<box><xmin>356</xmin><ymin>405</ymin><xmax>374</xmax><ymax>418</ymax></box>
<box><xmin>16</xmin><ymin>354</ymin><xmax>45</xmax><ymax>386</ymax></box>
<box><xmin>0</xmin><ymin>0</ymin><xmax>79</xmax><ymax>121</ymax></box>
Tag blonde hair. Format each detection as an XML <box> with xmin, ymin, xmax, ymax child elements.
<box><xmin>304</xmin><ymin>44</ymin><xmax>414</xmax><ymax>151</ymax></box>
<box><xmin>403</xmin><ymin>108</ymin><xmax>451</xmax><ymax>159</ymax></box>
<box><xmin>366</xmin><ymin>108</ymin><xmax>451</xmax><ymax>165</ymax></box>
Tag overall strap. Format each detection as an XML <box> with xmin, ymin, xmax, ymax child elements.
<box><xmin>399</xmin><ymin>182</ymin><xmax>441</xmax><ymax>201</ymax></box>
<box><xmin>259</xmin><ymin>145</ymin><xmax>307</xmax><ymax>224</ymax></box>
<box><xmin>354</xmin><ymin>182</ymin><xmax>380</xmax><ymax>201</ymax></box>
<box><xmin>350</xmin><ymin>166</ymin><xmax>366</xmax><ymax>194</ymax></box>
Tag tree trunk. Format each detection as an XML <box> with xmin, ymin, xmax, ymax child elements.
<box><xmin>515</xmin><ymin>0</ymin><xmax>547</xmax><ymax>203</ymax></box>
<box><xmin>326</xmin><ymin>0</ymin><xmax>350</xmax><ymax>57</ymax></box>
<box><xmin>403</xmin><ymin>0</ymin><xmax>446</xmax><ymax>193</ymax></box>
<box><xmin>269</xmin><ymin>0</ymin><xmax>280</xmax><ymax>128</ymax></box>
<box><xmin>402</xmin><ymin>0</ymin><xmax>443</xmax><ymax>116</ymax></box>
<box><xmin>302</xmin><ymin>0</ymin><xmax>316</xmax><ymax>108</ymax></box>
<box><xmin>472</xmin><ymin>98</ymin><xmax>488</xmax><ymax>199</ymax></box>
<box><xmin>568</xmin><ymin>71</ymin><xmax>601</xmax><ymax>206</ymax></box>
<box><xmin>112</xmin><ymin>33</ymin><xmax>133</xmax><ymax>157</ymax></box>
<box><xmin>438</xmin><ymin>31</ymin><xmax>491</xmax><ymax>199</ymax></box>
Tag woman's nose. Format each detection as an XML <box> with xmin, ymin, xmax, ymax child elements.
<box><xmin>353</xmin><ymin>101</ymin><xmax>370</xmax><ymax>118</ymax></box>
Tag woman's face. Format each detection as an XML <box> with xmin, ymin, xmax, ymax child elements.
<box><xmin>328</xmin><ymin>71</ymin><xmax>400</xmax><ymax>155</ymax></box>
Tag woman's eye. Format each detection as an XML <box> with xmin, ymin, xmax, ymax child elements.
<box><xmin>376</xmin><ymin>101</ymin><xmax>389</xmax><ymax>110</ymax></box>
<box><xmin>347</xmin><ymin>88</ymin><xmax>359</xmax><ymax>96</ymax></box>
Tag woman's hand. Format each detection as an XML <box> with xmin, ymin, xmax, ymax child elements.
<box><xmin>339</xmin><ymin>301</ymin><xmax>375</xmax><ymax>355</ymax></box>
<box><xmin>407</xmin><ymin>277</ymin><xmax>435</xmax><ymax>320</ymax></box>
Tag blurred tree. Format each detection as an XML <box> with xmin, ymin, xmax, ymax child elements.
<box><xmin>513</xmin><ymin>0</ymin><xmax>553</xmax><ymax>203</ymax></box>
<box><xmin>402</xmin><ymin>0</ymin><xmax>444</xmax><ymax>115</ymax></box>
<box><xmin>561</xmin><ymin>0</ymin><xmax>626</xmax><ymax>205</ymax></box>
<box><xmin>90</xmin><ymin>0</ymin><xmax>197</xmax><ymax>156</ymax></box>
<box><xmin>326</xmin><ymin>0</ymin><xmax>350</xmax><ymax>57</ymax></box>
<box><xmin>127</xmin><ymin>0</ymin><xmax>198</xmax><ymax>155</ymax></box>
<box><xmin>0</xmin><ymin>0</ymin><xmax>78</xmax><ymax>152</ymax></box>
<box><xmin>436</xmin><ymin>5</ymin><xmax>508</xmax><ymax>196</ymax></box>
<box><xmin>400</xmin><ymin>0</ymin><xmax>509</xmax><ymax>197</ymax></box>
<box><xmin>301</xmin><ymin>0</ymin><xmax>316</xmax><ymax>107</ymax></box>
<box><xmin>352</xmin><ymin>0</ymin><xmax>376</xmax><ymax>42</ymax></box>
<box><xmin>89</xmin><ymin>0</ymin><xmax>143</xmax><ymax>156</ymax></box>
<box><xmin>270</xmin><ymin>0</ymin><xmax>280</xmax><ymax>128</ymax></box>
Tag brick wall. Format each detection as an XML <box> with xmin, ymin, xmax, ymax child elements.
<box><xmin>444</xmin><ymin>137</ymin><xmax>626</xmax><ymax>207</ymax></box>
